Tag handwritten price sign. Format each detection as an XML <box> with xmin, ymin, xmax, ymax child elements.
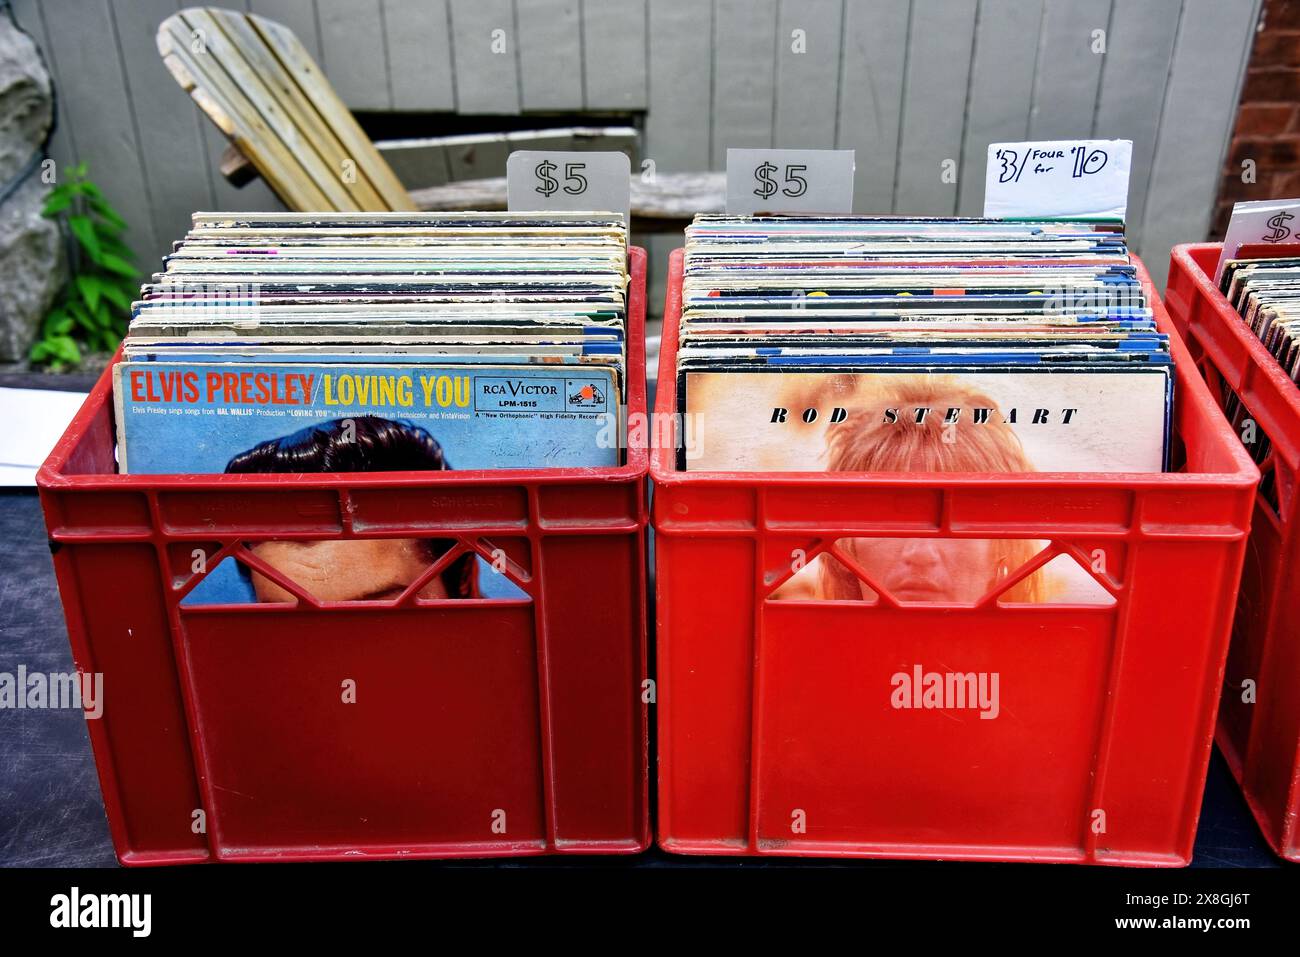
<box><xmin>993</xmin><ymin>144</ymin><xmax>1110</xmax><ymax>184</ymax></box>
<box><xmin>983</xmin><ymin>139</ymin><xmax>1132</xmax><ymax>220</ymax></box>
<box><xmin>726</xmin><ymin>149</ymin><xmax>854</xmax><ymax>215</ymax></box>
<box><xmin>506</xmin><ymin>150</ymin><xmax>630</xmax><ymax>222</ymax></box>
<box><xmin>1215</xmin><ymin>199</ymin><xmax>1300</xmax><ymax>282</ymax></box>
<box><xmin>1263</xmin><ymin>210</ymin><xmax>1296</xmax><ymax>242</ymax></box>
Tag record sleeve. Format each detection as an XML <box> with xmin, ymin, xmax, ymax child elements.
<box><xmin>115</xmin><ymin>361</ymin><xmax>620</xmax><ymax>474</ymax></box>
<box><xmin>680</xmin><ymin>367</ymin><xmax>1170</xmax><ymax>473</ymax></box>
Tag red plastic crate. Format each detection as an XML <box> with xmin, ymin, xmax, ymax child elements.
<box><xmin>651</xmin><ymin>249</ymin><xmax>1258</xmax><ymax>866</ymax></box>
<box><xmin>1165</xmin><ymin>242</ymin><xmax>1300</xmax><ymax>862</ymax></box>
<box><xmin>36</xmin><ymin>248</ymin><xmax>651</xmax><ymax>865</ymax></box>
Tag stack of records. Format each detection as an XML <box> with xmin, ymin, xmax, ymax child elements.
<box><xmin>113</xmin><ymin>211</ymin><xmax>629</xmax><ymax>475</ymax></box>
<box><xmin>1217</xmin><ymin>254</ymin><xmax>1300</xmax><ymax>493</ymax></box>
<box><xmin>1220</xmin><ymin>255</ymin><xmax>1300</xmax><ymax>386</ymax></box>
<box><xmin>676</xmin><ymin>215</ymin><xmax>1172</xmax><ymax>474</ymax></box>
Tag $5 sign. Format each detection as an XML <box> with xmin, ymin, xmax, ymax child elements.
<box><xmin>753</xmin><ymin>162</ymin><xmax>808</xmax><ymax>200</ymax></box>
<box><xmin>534</xmin><ymin>160</ymin><xmax>589</xmax><ymax>198</ymax></box>
<box><xmin>1263</xmin><ymin>211</ymin><xmax>1294</xmax><ymax>243</ymax></box>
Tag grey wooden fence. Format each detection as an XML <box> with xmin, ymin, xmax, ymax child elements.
<box><xmin>10</xmin><ymin>0</ymin><xmax>1261</xmax><ymax>294</ymax></box>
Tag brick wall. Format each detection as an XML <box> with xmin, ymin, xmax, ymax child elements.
<box><xmin>1213</xmin><ymin>0</ymin><xmax>1300</xmax><ymax>238</ymax></box>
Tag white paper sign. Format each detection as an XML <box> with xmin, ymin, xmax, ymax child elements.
<box><xmin>0</xmin><ymin>387</ymin><xmax>87</xmax><ymax>486</ymax></box>
<box><xmin>506</xmin><ymin>150</ymin><xmax>631</xmax><ymax>223</ymax></box>
<box><xmin>1214</xmin><ymin>199</ymin><xmax>1300</xmax><ymax>282</ymax></box>
<box><xmin>984</xmin><ymin>139</ymin><xmax>1132</xmax><ymax>220</ymax></box>
<box><xmin>726</xmin><ymin>149</ymin><xmax>855</xmax><ymax>215</ymax></box>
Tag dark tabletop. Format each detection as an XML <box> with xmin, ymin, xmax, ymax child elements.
<box><xmin>0</xmin><ymin>488</ymin><xmax>1281</xmax><ymax>869</ymax></box>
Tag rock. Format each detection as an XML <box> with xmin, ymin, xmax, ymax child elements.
<box><xmin>0</xmin><ymin>174</ymin><xmax>65</xmax><ymax>361</ymax></box>
<box><xmin>0</xmin><ymin>16</ymin><xmax>64</xmax><ymax>362</ymax></box>
<box><xmin>0</xmin><ymin>15</ymin><xmax>52</xmax><ymax>183</ymax></box>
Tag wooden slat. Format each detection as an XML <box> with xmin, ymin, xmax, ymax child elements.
<box><xmin>207</xmin><ymin>8</ymin><xmax>389</xmax><ymax>208</ymax></box>
<box><xmin>773</xmin><ymin>0</ymin><xmax>843</xmax><ymax>150</ymax></box>
<box><xmin>160</xmin><ymin>12</ymin><xmax>335</xmax><ymax>209</ymax></box>
<box><xmin>35</xmin><ymin>0</ymin><xmax>159</xmax><ymax>261</ymax></box>
<box><xmin>448</xmin><ymin>0</ymin><xmax>521</xmax><ymax>114</ymax></box>
<box><xmin>161</xmin><ymin>5</ymin><xmax>412</xmax><ymax>212</ymax></box>
<box><xmin>109</xmin><ymin>0</ymin><xmax>218</xmax><ymax>251</ymax></box>
<box><xmin>381</xmin><ymin>0</ymin><xmax>455</xmax><ymax>111</ymax></box>
<box><xmin>372</xmin><ymin>127</ymin><xmax>637</xmax><ymax>187</ymax></box>
<box><xmin>180</xmin><ymin>0</ymin><xmax>274</xmax><ymax>213</ymax></box>
<box><xmin>1093</xmin><ymin>0</ymin><xmax>1182</xmax><ymax>249</ymax></box>
<box><xmin>444</xmin><ymin>133</ymin><xmax>512</xmax><ymax>181</ymax></box>
<box><xmin>894</xmin><ymin>0</ymin><xmax>976</xmax><ymax>215</ymax></box>
<box><xmin>245</xmin><ymin>10</ymin><xmax>413</xmax><ymax>207</ymax></box>
<box><xmin>956</xmin><ymin>0</ymin><xmax>1043</xmax><ymax>216</ymax></box>
<box><xmin>582</xmin><ymin>0</ymin><xmax>648</xmax><ymax>110</ymax></box>
<box><xmin>634</xmin><ymin>170</ymin><xmax>724</xmax><ymax>218</ymax></box>
<box><xmin>410</xmin><ymin>176</ymin><xmax>507</xmax><ymax>210</ymax></box>
<box><xmin>315</xmin><ymin>0</ymin><xmax>391</xmax><ymax>111</ymax></box>
<box><xmin>247</xmin><ymin>0</ymin><xmax>322</xmax><ymax>62</ymax></box>
<box><xmin>1141</xmin><ymin>0</ymin><xmax>1262</xmax><ymax>288</ymax></box>
<box><xmin>192</xmin><ymin>9</ymin><xmax>366</xmax><ymax>208</ymax></box>
<box><xmin>408</xmin><ymin>171</ymin><xmax>723</xmax><ymax>219</ymax></box>
<box><xmin>220</xmin><ymin>136</ymin><xmax>455</xmax><ymax>192</ymax></box>
<box><xmin>449</xmin><ymin>127</ymin><xmax>640</xmax><ymax>181</ymax></box>
<box><xmin>1028</xmin><ymin>0</ymin><xmax>1112</xmax><ymax>141</ymax></box>
<box><xmin>837</xmin><ymin>0</ymin><xmax>909</xmax><ymax>214</ymax></box>
<box><xmin>191</xmin><ymin>4</ymin><xmax>286</xmax><ymax>213</ymax></box>
<box><xmin>197</xmin><ymin>117</ymin><xmax>287</xmax><ymax>212</ymax></box>
<box><xmin>517</xmin><ymin>0</ymin><xmax>582</xmax><ymax>110</ymax></box>
<box><xmin>644</xmin><ymin>0</ymin><xmax>711</xmax><ymax>171</ymax></box>
<box><xmin>159</xmin><ymin>11</ymin><xmax>278</xmax><ymax>183</ymax></box>
<box><xmin>646</xmin><ymin>233</ymin><xmax>674</xmax><ymax>323</ymax></box>
<box><xmin>711</xmin><ymin>0</ymin><xmax>778</xmax><ymax>169</ymax></box>
<box><xmin>645</xmin><ymin>0</ymin><xmax>712</xmax><ymax>323</ymax></box>
<box><xmin>532</xmin><ymin>126</ymin><xmax>639</xmax><ymax>158</ymax></box>
<box><xmin>220</xmin><ymin>143</ymin><xmax>261</xmax><ymax>187</ymax></box>
<box><xmin>378</xmin><ymin>139</ymin><xmax>453</xmax><ymax>190</ymax></box>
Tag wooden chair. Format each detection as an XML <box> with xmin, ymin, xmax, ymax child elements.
<box><xmin>157</xmin><ymin>6</ymin><xmax>721</xmax><ymax>229</ymax></box>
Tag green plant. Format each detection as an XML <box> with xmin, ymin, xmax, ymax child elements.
<box><xmin>31</xmin><ymin>162</ymin><xmax>139</xmax><ymax>369</ymax></box>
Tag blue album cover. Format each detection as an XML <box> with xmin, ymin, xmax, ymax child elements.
<box><xmin>113</xmin><ymin>361</ymin><xmax>620</xmax><ymax>475</ymax></box>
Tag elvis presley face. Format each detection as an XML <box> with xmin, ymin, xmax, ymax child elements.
<box><xmin>248</xmin><ymin>538</ymin><xmax>450</xmax><ymax>603</ymax></box>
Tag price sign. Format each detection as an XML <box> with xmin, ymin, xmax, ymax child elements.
<box><xmin>983</xmin><ymin>139</ymin><xmax>1132</xmax><ymax>220</ymax></box>
<box><xmin>1215</xmin><ymin>199</ymin><xmax>1300</xmax><ymax>282</ymax></box>
<box><xmin>506</xmin><ymin>151</ymin><xmax>630</xmax><ymax>223</ymax></box>
<box><xmin>726</xmin><ymin>149</ymin><xmax>855</xmax><ymax>215</ymax></box>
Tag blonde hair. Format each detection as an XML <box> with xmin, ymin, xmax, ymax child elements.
<box><xmin>819</xmin><ymin>374</ymin><xmax>1043</xmax><ymax>603</ymax></box>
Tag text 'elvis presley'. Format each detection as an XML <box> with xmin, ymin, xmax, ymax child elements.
<box><xmin>126</xmin><ymin>369</ymin><xmax>473</xmax><ymax>408</ymax></box>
